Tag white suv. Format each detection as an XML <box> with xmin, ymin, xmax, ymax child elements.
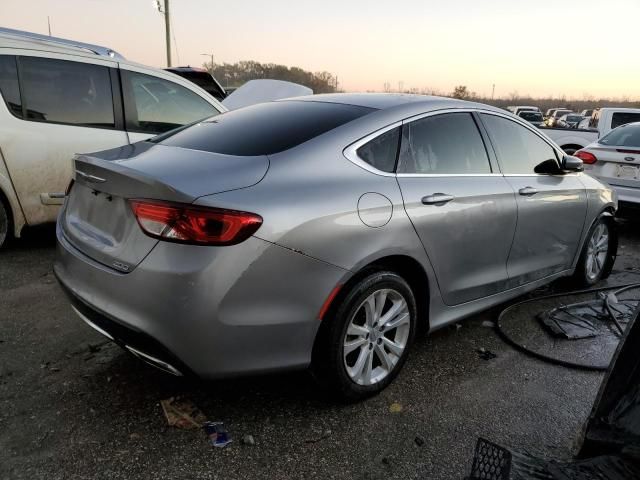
<box><xmin>0</xmin><ymin>28</ymin><xmax>226</xmax><ymax>248</ymax></box>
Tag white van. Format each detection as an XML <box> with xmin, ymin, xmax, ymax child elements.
<box><xmin>0</xmin><ymin>28</ymin><xmax>228</xmax><ymax>248</ymax></box>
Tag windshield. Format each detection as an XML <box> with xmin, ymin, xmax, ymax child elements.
<box><xmin>157</xmin><ymin>100</ymin><xmax>375</xmax><ymax>156</ymax></box>
<box><xmin>599</xmin><ymin>123</ymin><xmax>640</xmax><ymax>147</ymax></box>
<box><xmin>567</xmin><ymin>115</ymin><xmax>582</xmax><ymax>122</ymax></box>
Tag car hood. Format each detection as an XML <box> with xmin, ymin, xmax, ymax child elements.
<box><xmin>221</xmin><ymin>79</ymin><xmax>313</xmax><ymax>110</ymax></box>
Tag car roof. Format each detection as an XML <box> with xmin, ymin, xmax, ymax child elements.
<box><xmin>285</xmin><ymin>93</ymin><xmax>505</xmax><ymax>114</ymax></box>
<box><xmin>0</xmin><ymin>27</ymin><xmax>124</xmax><ymax>61</ymax></box>
<box><xmin>166</xmin><ymin>66</ymin><xmax>209</xmax><ymax>73</ymax></box>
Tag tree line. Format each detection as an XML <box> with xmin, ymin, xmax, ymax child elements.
<box><xmin>204</xmin><ymin>60</ymin><xmax>338</xmax><ymax>94</ymax></box>
<box><xmin>450</xmin><ymin>85</ymin><xmax>640</xmax><ymax>112</ymax></box>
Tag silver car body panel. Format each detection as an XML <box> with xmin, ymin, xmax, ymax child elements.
<box><xmin>55</xmin><ymin>94</ymin><xmax>617</xmax><ymax>377</ymax></box>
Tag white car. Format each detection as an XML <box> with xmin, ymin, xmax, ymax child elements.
<box><xmin>0</xmin><ymin>28</ymin><xmax>310</xmax><ymax>248</ymax></box>
<box><xmin>507</xmin><ymin>105</ymin><xmax>541</xmax><ymax>116</ymax></box>
<box><xmin>576</xmin><ymin>121</ymin><xmax>640</xmax><ymax>209</ymax></box>
<box><xmin>539</xmin><ymin>107</ymin><xmax>640</xmax><ymax>154</ymax></box>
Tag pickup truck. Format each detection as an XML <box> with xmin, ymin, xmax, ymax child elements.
<box><xmin>538</xmin><ymin>107</ymin><xmax>640</xmax><ymax>154</ymax></box>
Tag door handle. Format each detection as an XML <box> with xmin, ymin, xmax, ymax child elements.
<box><xmin>422</xmin><ymin>193</ymin><xmax>455</xmax><ymax>205</ymax></box>
<box><xmin>518</xmin><ymin>186</ymin><xmax>538</xmax><ymax>196</ymax></box>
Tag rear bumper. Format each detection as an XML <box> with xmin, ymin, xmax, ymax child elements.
<box><xmin>54</xmin><ymin>223</ymin><xmax>347</xmax><ymax>379</ymax></box>
<box><xmin>56</xmin><ymin>279</ymin><xmax>193</xmax><ymax>377</ymax></box>
<box><xmin>607</xmin><ymin>184</ymin><xmax>640</xmax><ymax>206</ymax></box>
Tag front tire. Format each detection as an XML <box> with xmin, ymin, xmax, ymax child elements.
<box><xmin>572</xmin><ymin>215</ymin><xmax>616</xmax><ymax>287</ymax></box>
<box><xmin>312</xmin><ymin>271</ymin><xmax>417</xmax><ymax>401</ymax></box>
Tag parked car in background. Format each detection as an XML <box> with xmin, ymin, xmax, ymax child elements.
<box><xmin>576</xmin><ymin>121</ymin><xmax>640</xmax><ymax>210</ymax></box>
<box><xmin>580</xmin><ymin>109</ymin><xmax>594</xmax><ymax>118</ymax></box>
<box><xmin>545</xmin><ymin>107</ymin><xmax>565</xmax><ymax>119</ymax></box>
<box><xmin>165</xmin><ymin>66</ymin><xmax>227</xmax><ymax>101</ymax></box>
<box><xmin>545</xmin><ymin>109</ymin><xmax>573</xmax><ymax>127</ymax></box>
<box><xmin>517</xmin><ymin>110</ymin><xmax>544</xmax><ymax>126</ymax></box>
<box><xmin>539</xmin><ymin>107</ymin><xmax>640</xmax><ymax>154</ymax></box>
<box><xmin>0</xmin><ymin>28</ymin><xmax>225</xmax><ymax>249</ymax></box>
<box><xmin>55</xmin><ymin>94</ymin><xmax>616</xmax><ymax>400</ymax></box>
<box><xmin>557</xmin><ymin>113</ymin><xmax>584</xmax><ymax>129</ymax></box>
<box><xmin>507</xmin><ymin>105</ymin><xmax>541</xmax><ymax>116</ymax></box>
<box><xmin>0</xmin><ymin>28</ymin><xmax>308</xmax><ymax>249</ymax></box>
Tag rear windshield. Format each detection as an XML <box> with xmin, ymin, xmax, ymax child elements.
<box><xmin>600</xmin><ymin>123</ymin><xmax>640</xmax><ymax>147</ymax></box>
<box><xmin>520</xmin><ymin>112</ymin><xmax>542</xmax><ymax>121</ymax></box>
<box><xmin>157</xmin><ymin>100</ymin><xmax>375</xmax><ymax>156</ymax></box>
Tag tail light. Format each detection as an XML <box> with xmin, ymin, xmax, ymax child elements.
<box><xmin>129</xmin><ymin>199</ymin><xmax>262</xmax><ymax>246</ymax></box>
<box><xmin>575</xmin><ymin>150</ymin><xmax>598</xmax><ymax>164</ymax></box>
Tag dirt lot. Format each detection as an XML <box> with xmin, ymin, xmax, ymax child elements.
<box><xmin>2</xmin><ymin>220</ymin><xmax>640</xmax><ymax>480</ymax></box>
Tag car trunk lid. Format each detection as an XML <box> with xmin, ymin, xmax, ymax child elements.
<box><xmin>588</xmin><ymin>145</ymin><xmax>640</xmax><ymax>188</ymax></box>
<box><xmin>61</xmin><ymin>142</ymin><xmax>269</xmax><ymax>271</ymax></box>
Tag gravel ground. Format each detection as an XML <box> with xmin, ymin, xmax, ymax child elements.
<box><xmin>1</xmin><ymin>220</ymin><xmax>639</xmax><ymax>480</ymax></box>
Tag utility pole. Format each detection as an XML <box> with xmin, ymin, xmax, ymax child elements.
<box><xmin>47</xmin><ymin>16</ymin><xmax>52</xmax><ymax>36</ymax></box>
<box><xmin>154</xmin><ymin>0</ymin><xmax>171</xmax><ymax>67</ymax></box>
<box><xmin>164</xmin><ymin>0</ymin><xmax>171</xmax><ymax>67</ymax></box>
<box><xmin>491</xmin><ymin>83</ymin><xmax>495</xmax><ymax>100</ymax></box>
<box><xmin>201</xmin><ymin>53</ymin><xmax>214</xmax><ymax>72</ymax></box>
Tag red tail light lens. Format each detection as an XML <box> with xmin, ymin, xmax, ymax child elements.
<box><xmin>575</xmin><ymin>150</ymin><xmax>598</xmax><ymax>164</ymax></box>
<box><xmin>129</xmin><ymin>200</ymin><xmax>262</xmax><ymax>246</ymax></box>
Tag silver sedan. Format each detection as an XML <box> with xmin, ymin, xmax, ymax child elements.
<box><xmin>54</xmin><ymin>94</ymin><xmax>617</xmax><ymax>400</ymax></box>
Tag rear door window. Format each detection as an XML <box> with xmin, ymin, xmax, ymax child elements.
<box><xmin>0</xmin><ymin>55</ymin><xmax>22</xmax><ymax>117</ymax></box>
<box><xmin>19</xmin><ymin>56</ymin><xmax>115</xmax><ymax>127</ymax></box>
<box><xmin>397</xmin><ymin>112</ymin><xmax>492</xmax><ymax>174</ymax></box>
<box><xmin>121</xmin><ymin>70</ymin><xmax>220</xmax><ymax>134</ymax></box>
<box><xmin>158</xmin><ymin>100</ymin><xmax>375</xmax><ymax>156</ymax></box>
<box><xmin>481</xmin><ymin>114</ymin><xmax>558</xmax><ymax>174</ymax></box>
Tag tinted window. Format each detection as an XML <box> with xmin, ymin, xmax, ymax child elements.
<box><xmin>0</xmin><ymin>55</ymin><xmax>21</xmax><ymax>117</ymax></box>
<box><xmin>19</xmin><ymin>57</ymin><xmax>114</xmax><ymax>127</ymax></box>
<box><xmin>611</xmin><ymin>112</ymin><xmax>640</xmax><ymax>130</ymax></box>
<box><xmin>397</xmin><ymin>113</ymin><xmax>491</xmax><ymax>174</ymax></box>
<box><xmin>481</xmin><ymin>114</ymin><xmax>557</xmax><ymax>174</ymax></box>
<box><xmin>123</xmin><ymin>70</ymin><xmax>220</xmax><ymax>134</ymax></box>
<box><xmin>520</xmin><ymin>112</ymin><xmax>542</xmax><ymax>121</ymax></box>
<box><xmin>600</xmin><ymin>123</ymin><xmax>640</xmax><ymax>147</ymax></box>
<box><xmin>356</xmin><ymin>127</ymin><xmax>400</xmax><ymax>172</ymax></box>
<box><xmin>159</xmin><ymin>101</ymin><xmax>375</xmax><ymax>156</ymax></box>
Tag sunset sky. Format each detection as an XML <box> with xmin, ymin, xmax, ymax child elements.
<box><xmin>2</xmin><ymin>0</ymin><xmax>638</xmax><ymax>99</ymax></box>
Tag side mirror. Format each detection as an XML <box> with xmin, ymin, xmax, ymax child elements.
<box><xmin>534</xmin><ymin>158</ymin><xmax>563</xmax><ymax>174</ymax></box>
<box><xmin>562</xmin><ymin>155</ymin><xmax>584</xmax><ymax>172</ymax></box>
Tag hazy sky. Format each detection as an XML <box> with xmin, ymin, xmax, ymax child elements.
<box><xmin>2</xmin><ymin>0</ymin><xmax>638</xmax><ymax>99</ymax></box>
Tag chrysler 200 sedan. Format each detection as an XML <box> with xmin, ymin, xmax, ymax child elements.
<box><xmin>54</xmin><ymin>94</ymin><xmax>617</xmax><ymax>400</ymax></box>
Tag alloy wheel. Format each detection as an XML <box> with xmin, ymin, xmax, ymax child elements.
<box><xmin>585</xmin><ymin>223</ymin><xmax>609</xmax><ymax>281</ymax></box>
<box><xmin>343</xmin><ymin>288</ymin><xmax>411</xmax><ymax>386</ymax></box>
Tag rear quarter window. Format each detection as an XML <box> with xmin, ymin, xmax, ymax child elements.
<box><xmin>158</xmin><ymin>101</ymin><xmax>375</xmax><ymax>156</ymax></box>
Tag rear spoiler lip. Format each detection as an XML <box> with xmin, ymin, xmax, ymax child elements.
<box><xmin>73</xmin><ymin>153</ymin><xmax>197</xmax><ymax>204</ymax></box>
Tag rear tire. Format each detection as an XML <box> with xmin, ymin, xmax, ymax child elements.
<box><xmin>312</xmin><ymin>271</ymin><xmax>417</xmax><ymax>401</ymax></box>
<box><xmin>571</xmin><ymin>215</ymin><xmax>616</xmax><ymax>287</ymax></box>
<box><xmin>0</xmin><ymin>197</ymin><xmax>11</xmax><ymax>250</ymax></box>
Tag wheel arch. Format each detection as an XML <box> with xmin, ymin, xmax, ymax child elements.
<box><xmin>324</xmin><ymin>254</ymin><xmax>431</xmax><ymax>332</ymax></box>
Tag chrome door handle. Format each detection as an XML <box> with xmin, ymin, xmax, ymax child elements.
<box><xmin>422</xmin><ymin>193</ymin><xmax>455</xmax><ymax>205</ymax></box>
<box><xmin>519</xmin><ymin>186</ymin><xmax>538</xmax><ymax>196</ymax></box>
